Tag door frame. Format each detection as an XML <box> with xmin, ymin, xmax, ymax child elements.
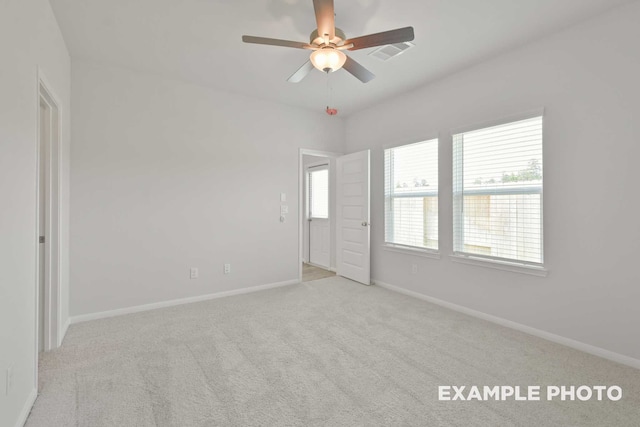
<box><xmin>298</xmin><ymin>149</ymin><xmax>342</xmax><ymax>282</ymax></box>
<box><xmin>305</xmin><ymin>160</ymin><xmax>330</xmax><ymax>269</ymax></box>
<box><xmin>35</xmin><ymin>70</ymin><xmax>62</xmax><ymax>371</ymax></box>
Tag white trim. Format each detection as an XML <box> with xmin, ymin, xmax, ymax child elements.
<box><xmin>382</xmin><ymin>133</ymin><xmax>440</xmax><ymax>150</ymax></box>
<box><xmin>306</xmin><ymin>161</ymin><xmax>329</xmax><ymax>170</ymax></box>
<box><xmin>14</xmin><ymin>388</ymin><xmax>37</xmax><ymax>427</ymax></box>
<box><xmin>373</xmin><ymin>280</ymin><xmax>640</xmax><ymax>370</ymax></box>
<box><xmin>70</xmin><ymin>279</ymin><xmax>299</xmax><ymax>324</ymax></box>
<box><xmin>382</xmin><ymin>244</ymin><xmax>441</xmax><ymax>259</ymax></box>
<box><xmin>36</xmin><ymin>71</ymin><xmax>63</xmax><ymax>353</ymax></box>
<box><xmin>33</xmin><ymin>69</ymin><xmax>64</xmax><ymax>399</ymax></box>
<box><xmin>450</xmin><ymin>108</ymin><xmax>545</xmax><ymax>136</ymax></box>
<box><xmin>299</xmin><ymin>149</ymin><xmax>343</xmax><ymax>158</ymax></box>
<box><xmin>59</xmin><ymin>317</ymin><xmax>71</xmax><ymax>346</ymax></box>
<box><xmin>450</xmin><ymin>254</ymin><xmax>548</xmax><ymax>277</ymax></box>
<box><xmin>298</xmin><ymin>148</ymin><xmax>342</xmax><ymax>282</ymax></box>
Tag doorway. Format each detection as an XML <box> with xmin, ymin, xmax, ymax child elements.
<box><xmin>307</xmin><ymin>162</ymin><xmax>330</xmax><ymax>268</ymax></box>
<box><xmin>298</xmin><ymin>149</ymin><xmax>340</xmax><ymax>282</ymax></box>
<box><xmin>36</xmin><ymin>78</ymin><xmax>61</xmax><ymax>353</ymax></box>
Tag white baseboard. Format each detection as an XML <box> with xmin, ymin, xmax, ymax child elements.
<box><xmin>15</xmin><ymin>387</ymin><xmax>37</xmax><ymax>427</ymax></box>
<box><xmin>59</xmin><ymin>317</ymin><xmax>71</xmax><ymax>346</ymax></box>
<box><xmin>373</xmin><ymin>279</ymin><xmax>640</xmax><ymax>370</ymax></box>
<box><xmin>70</xmin><ymin>279</ymin><xmax>299</xmax><ymax>324</ymax></box>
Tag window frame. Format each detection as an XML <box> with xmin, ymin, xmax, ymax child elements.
<box><xmin>383</xmin><ymin>137</ymin><xmax>440</xmax><ymax>255</ymax></box>
<box><xmin>451</xmin><ymin>111</ymin><xmax>546</xmax><ymax>271</ymax></box>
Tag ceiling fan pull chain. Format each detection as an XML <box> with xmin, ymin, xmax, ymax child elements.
<box><xmin>325</xmin><ymin>73</ymin><xmax>338</xmax><ymax>115</ymax></box>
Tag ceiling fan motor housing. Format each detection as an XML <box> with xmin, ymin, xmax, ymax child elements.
<box><xmin>310</xmin><ymin>28</ymin><xmax>346</xmax><ymax>46</ymax></box>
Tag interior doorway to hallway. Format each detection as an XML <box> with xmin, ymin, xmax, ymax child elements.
<box><xmin>36</xmin><ymin>77</ymin><xmax>62</xmax><ymax>355</ymax></box>
<box><xmin>298</xmin><ymin>149</ymin><xmax>341</xmax><ymax>283</ymax></box>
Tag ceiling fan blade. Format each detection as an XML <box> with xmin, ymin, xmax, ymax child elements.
<box><xmin>242</xmin><ymin>35</ymin><xmax>312</xmax><ymax>50</ymax></box>
<box><xmin>287</xmin><ymin>60</ymin><xmax>315</xmax><ymax>83</ymax></box>
<box><xmin>344</xmin><ymin>26</ymin><xmax>414</xmax><ymax>51</ymax></box>
<box><xmin>313</xmin><ymin>0</ymin><xmax>335</xmax><ymax>41</ymax></box>
<box><xmin>342</xmin><ymin>56</ymin><xmax>375</xmax><ymax>83</ymax></box>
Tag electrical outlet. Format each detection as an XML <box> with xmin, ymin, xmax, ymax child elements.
<box><xmin>411</xmin><ymin>264</ymin><xmax>418</xmax><ymax>274</ymax></box>
<box><xmin>223</xmin><ymin>263</ymin><xmax>231</xmax><ymax>275</ymax></box>
<box><xmin>6</xmin><ymin>366</ymin><xmax>13</xmax><ymax>395</ymax></box>
<box><xmin>190</xmin><ymin>267</ymin><xmax>198</xmax><ymax>279</ymax></box>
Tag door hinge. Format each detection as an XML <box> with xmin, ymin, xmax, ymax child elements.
<box><xmin>39</xmin><ymin>236</ymin><xmax>45</xmax><ymax>244</ymax></box>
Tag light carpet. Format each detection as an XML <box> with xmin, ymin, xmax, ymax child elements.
<box><xmin>27</xmin><ymin>277</ymin><xmax>640</xmax><ymax>426</ymax></box>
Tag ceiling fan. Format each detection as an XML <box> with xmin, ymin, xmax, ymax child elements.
<box><xmin>242</xmin><ymin>0</ymin><xmax>414</xmax><ymax>83</ymax></box>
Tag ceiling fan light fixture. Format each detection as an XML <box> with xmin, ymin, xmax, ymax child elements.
<box><xmin>310</xmin><ymin>48</ymin><xmax>347</xmax><ymax>73</ymax></box>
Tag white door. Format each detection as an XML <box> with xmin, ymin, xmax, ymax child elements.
<box><xmin>38</xmin><ymin>99</ymin><xmax>49</xmax><ymax>353</ymax></box>
<box><xmin>336</xmin><ymin>150</ymin><xmax>370</xmax><ymax>285</ymax></box>
<box><xmin>308</xmin><ymin>167</ymin><xmax>330</xmax><ymax>268</ymax></box>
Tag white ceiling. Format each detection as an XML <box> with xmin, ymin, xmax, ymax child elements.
<box><xmin>50</xmin><ymin>0</ymin><xmax>631</xmax><ymax>116</ymax></box>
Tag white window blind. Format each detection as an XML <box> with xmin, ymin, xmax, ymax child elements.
<box><xmin>308</xmin><ymin>167</ymin><xmax>329</xmax><ymax>219</ymax></box>
<box><xmin>384</xmin><ymin>139</ymin><xmax>438</xmax><ymax>250</ymax></box>
<box><xmin>453</xmin><ymin>116</ymin><xmax>543</xmax><ymax>265</ymax></box>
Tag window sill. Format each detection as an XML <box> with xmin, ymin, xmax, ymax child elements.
<box><xmin>382</xmin><ymin>244</ymin><xmax>441</xmax><ymax>260</ymax></box>
<box><xmin>450</xmin><ymin>254</ymin><xmax>548</xmax><ymax>277</ymax></box>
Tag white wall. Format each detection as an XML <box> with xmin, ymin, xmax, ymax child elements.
<box><xmin>0</xmin><ymin>0</ymin><xmax>71</xmax><ymax>426</ymax></box>
<box><xmin>70</xmin><ymin>60</ymin><xmax>344</xmax><ymax>317</ymax></box>
<box><xmin>345</xmin><ymin>1</ymin><xmax>640</xmax><ymax>361</ymax></box>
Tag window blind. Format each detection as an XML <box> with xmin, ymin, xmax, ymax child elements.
<box><xmin>309</xmin><ymin>168</ymin><xmax>329</xmax><ymax>219</ymax></box>
<box><xmin>384</xmin><ymin>139</ymin><xmax>438</xmax><ymax>250</ymax></box>
<box><xmin>453</xmin><ymin>116</ymin><xmax>543</xmax><ymax>264</ymax></box>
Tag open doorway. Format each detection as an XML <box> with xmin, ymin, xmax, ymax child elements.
<box><xmin>306</xmin><ymin>160</ymin><xmax>330</xmax><ymax>268</ymax></box>
<box><xmin>36</xmin><ymin>77</ymin><xmax>62</xmax><ymax>354</ymax></box>
<box><xmin>298</xmin><ymin>149</ymin><xmax>340</xmax><ymax>282</ymax></box>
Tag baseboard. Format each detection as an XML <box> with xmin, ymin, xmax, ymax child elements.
<box><xmin>70</xmin><ymin>279</ymin><xmax>299</xmax><ymax>324</ymax></box>
<box><xmin>373</xmin><ymin>279</ymin><xmax>640</xmax><ymax>370</ymax></box>
<box><xmin>59</xmin><ymin>316</ymin><xmax>71</xmax><ymax>346</ymax></box>
<box><xmin>15</xmin><ymin>387</ymin><xmax>37</xmax><ymax>427</ymax></box>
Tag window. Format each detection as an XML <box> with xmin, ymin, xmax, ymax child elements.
<box><xmin>453</xmin><ymin>116</ymin><xmax>543</xmax><ymax>265</ymax></box>
<box><xmin>308</xmin><ymin>167</ymin><xmax>329</xmax><ymax>219</ymax></box>
<box><xmin>384</xmin><ymin>139</ymin><xmax>438</xmax><ymax>250</ymax></box>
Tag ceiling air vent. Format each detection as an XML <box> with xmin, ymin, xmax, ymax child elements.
<box><xmin>368</xmin><ymin>42</ymin><xmax>414</xmax><ymax>61</ymax></box>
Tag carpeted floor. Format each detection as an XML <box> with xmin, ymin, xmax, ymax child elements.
<box><xmin>302</xmin><ymin>263</ymin><xmax>335</xmax><ymax>282</ymax></box>
<box><xmin>27</xmin><ymin>277</ymin><xmax>640</xmax><ymax>426</ymax></box>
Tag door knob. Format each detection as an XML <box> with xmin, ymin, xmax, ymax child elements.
<box><xmin>361</xmin><ymin>221</ymin><xmax>368</xmax><ymax>227</ymax></box>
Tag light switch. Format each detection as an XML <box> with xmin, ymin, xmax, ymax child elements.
<box><xmin>280</xmin><ymin>193</ymin><xmax>287</xmax><ymax>202</ymax></box>
<box><xmin>281</xmin><ymin>205</ymin><xmax>289</xmax><ymax>215</ymax></box>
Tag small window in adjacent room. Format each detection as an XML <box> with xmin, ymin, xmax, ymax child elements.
<box><xmin>308</xmin><ymin>167</ymin><xmax>329</xmax><ymax>219</ymax></box>
<box><xmin>453</xmin><ymin>116</ymin><xmax>544</xmax><ymax>266</ymax></box>
<box><xmin>384</xmin><ymin>139</ymin><xmax>439</xmax><ymax>251</ymax></box>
